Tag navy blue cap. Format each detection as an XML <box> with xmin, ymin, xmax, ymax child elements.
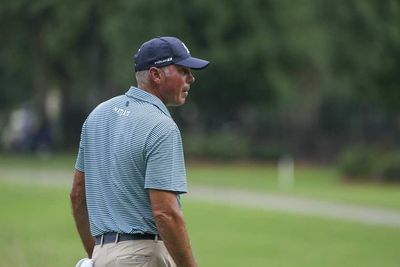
<box><xmin>134</xmin><ymin>36</ymin><xmax>210</xmax><ymax>72</ymax></box>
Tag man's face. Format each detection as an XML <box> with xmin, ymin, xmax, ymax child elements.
<box><xmin>158</xmin><ymin>65</ymin><xmax>195</xmax><ymax>106</ymax></box>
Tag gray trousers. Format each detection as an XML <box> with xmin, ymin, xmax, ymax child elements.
<box><xmin>92</xmin><ymin>240</ymin><xmax>176</xmax><ymax>267</ymax></box>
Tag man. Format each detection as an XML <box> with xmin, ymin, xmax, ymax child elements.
<box><xmin>70</xmin><ymin>36</ymin><xmax>209</xmax><ymax>267</ymax></box>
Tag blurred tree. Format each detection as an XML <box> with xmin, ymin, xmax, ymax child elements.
<box><xmin>319</xmin><ymin>0</ymin><xmax>400</xmax><ymax>110</ymax></box>
<box><xmin>0</xmin><ymin>0</ymin><xmax>398</xmax><ymax>159</ymax></box>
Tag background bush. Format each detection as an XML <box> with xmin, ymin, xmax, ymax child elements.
<box><xmin>1</xmin><ymin>0</ymin><xmax>399</xmax><ymax>163</ymax></box>
<box><xmin>184</xmin><ymin>131</ymin><xmax>251</xmax><ymax>160</ymax></box>
<box><xmin>339</xmin><ymin>147</ymin><xmax>400</xmax><ymax>183</ymax></box>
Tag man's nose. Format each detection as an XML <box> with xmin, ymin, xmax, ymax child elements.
<box><xmin>187</xmin><ymin>72</ymin><xmax>195</xmax><ymax>84</ymax></box>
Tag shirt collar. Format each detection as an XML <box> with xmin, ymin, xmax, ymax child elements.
<box><xmin>125</xmin><ymin>86</ymin><xmax>171</xmax><ymax>118</ymax></box>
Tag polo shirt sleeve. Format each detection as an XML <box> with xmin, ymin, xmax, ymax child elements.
<box><xmin>75</xmin><ymin>120</ymin><xmax>86</xmax><ymax>172</ymax></box>
<box><xmin>144</xmin><ymin>121</ymin><xmax>187</xmax><ymax>194</ymax></box>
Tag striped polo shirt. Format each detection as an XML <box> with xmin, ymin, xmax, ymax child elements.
<box><xmin>75</xmin><ymin>86</ymin><xmax>187</xmax><ymax>236</ymax></box>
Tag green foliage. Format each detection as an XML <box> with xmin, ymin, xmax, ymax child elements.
<box><xmin>184</xmin><ymin>131</ymin><xmax>251</xmax><ymax>160</ymax></box>
<box><xmin>376</xmin><ymin>151</ymin><xmax>400</xmax><ymax>182</ymax></box>
<box><xmin>1</xmin><ymin>0</ymin><xmax>399</xmax><ymax>158</ymax></box>
<box><xmin>250</xmin><ymin>142</ymin><xmax>286</xmax><ymax>161</ymax></box>
<box><xmin>339</xmin><ymin>147</ymin><xmax>400</xmax><ymax>182</ymax></box>
<box><xmin>319</xmin><ymin>0</ymin><xmax>400</xmax><ymax>110</ymax></box>
<box><xmin>339</xmin><ymin>147</ymin><xmax>378</xmax><ymax>179</ymax></box>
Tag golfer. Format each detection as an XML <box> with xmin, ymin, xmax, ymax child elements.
<box><xmin>70</xmin><ymin>36</ymin><xmax>209</xmax><ymax>267</ymax></box>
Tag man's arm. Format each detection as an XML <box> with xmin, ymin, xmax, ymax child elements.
<box><xmin>70</xmin><ymin>170</ymin><xmax>95</xmax><ymax>258</ymax></box>
<box><xmin>149</xmin><ymin>189</ymin><xmax>197</xmax><ymax>267</ymax></box>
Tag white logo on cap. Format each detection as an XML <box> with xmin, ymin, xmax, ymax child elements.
<box><xmin>181</xmin><ymin>42</ymin><xmax>190</xmax><ymax>54</ymax></box>
<box><xmin>154</xmin><ymin>57</ymin><xmax>173</xmax><ymax>65</ymax></box>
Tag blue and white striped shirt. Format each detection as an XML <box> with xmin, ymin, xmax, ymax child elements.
<box><xmin>75</xmin><ymin>86</ymin><xmax>187</xmax><ymax>236</ymax></box>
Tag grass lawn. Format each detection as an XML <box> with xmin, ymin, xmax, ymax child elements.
<box><xmin>1</xmin><ymin>180</ymin><xmax>399</xmax><ymax>267</ymax></box>
<box><xmin>186</xmin><ymin>202</ymin><xmax>400</xmax><ymax>267</ymax></box>
<box><xmin>1</xmin><ymin>153</ymin><xmax>400</xmax><ymax>210</ymax></box>
<box><xmin>186</xmin><ymin>163</ymin><xmax>400</xmax><ymax>210</ymax></box>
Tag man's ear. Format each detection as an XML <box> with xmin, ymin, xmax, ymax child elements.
<box><xmin>149</xmin><ymin>67</ymin><xmax>162</xmax><ymax>84</ymax></box>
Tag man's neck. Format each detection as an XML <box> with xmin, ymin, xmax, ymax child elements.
<box><xmin>137</xmin><ymin>84</ymin><xmax>166</xmax><ymax>105</ymax></box>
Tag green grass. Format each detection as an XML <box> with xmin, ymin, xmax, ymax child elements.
<box><xmin>0</xmin><ymin>153</ymin><xmax>76</xmax><ymax>171</ymax></box>
<box><xmin>0</xmin><ymin>181</ymin><xmax>79</xmax><ymax>267</ymax></box>
<box><xmin>186</xmin><ymin>202</ymin><xmax>400</xmax><ymax>267</ymax></box>
<box><xmin>187</xmin><ymin>163</ymin><xmax>400</xmax><ymax>210</ymax></box>
<box><xmin>1</xmin><ymin>181</ymin><xmax>399</xmax><ymax>267</ymax></box>
<box><xmin>1</xmin><ymin>153</ymin><xmax>399</xmax><ymax>210</ymax></box>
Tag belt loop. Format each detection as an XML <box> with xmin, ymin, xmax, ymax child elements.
<box><xmin>115</xmin><ymin>233</ymin><xmax>120</xmax><ymax>244</ymax></box>
<box><xmin>100</xmin><ymin>234</ymin><xmax>104</xmax><ymax>247</ymax></box>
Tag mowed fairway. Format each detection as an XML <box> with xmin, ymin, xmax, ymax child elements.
<box><xmin>187</xmin><ymin>163</ymin><xmax>400</xmax><ymax>211</ymax></box>
<box><xmin>1</xmin><ymin>154</ymin><xmax>400</xmax><ymax>267</ymax></box>
<box><xmin>1</xmin><ymin>180</ymin><xmax>400</xmax><ymax>267</ymax></box>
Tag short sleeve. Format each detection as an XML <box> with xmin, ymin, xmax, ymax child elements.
<box><xmin>75</xmin><ymin>121</ymin><xmax>86</xmax><ymax>172</ymax></box>
<box><xmin>144</xmin><ymin>122</ymin><xmax>187</xmax><ymax>194</ymax></box>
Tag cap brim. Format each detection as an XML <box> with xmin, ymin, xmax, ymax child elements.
<box><xmin>175</xmin><ymin>57</ymin><xmax>210</xmax><ymax>70</ymax></box>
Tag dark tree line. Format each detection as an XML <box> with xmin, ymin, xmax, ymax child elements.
<box><xmin>1</xmin><ymin>0</ymin><xmax>399</xmax><ymax>160</ymax></box>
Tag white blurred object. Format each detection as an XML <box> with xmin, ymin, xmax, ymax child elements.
<box><xmin>1</xmin><ymin>104</ymin><xmax>38</xmax><ymax>150</ymax></box>
<box><xmin>278</xmin><ymin>154</ymin><xmax>295</xmax><ymax>191</ymax></box>
<box><xmin>75</xmin><ymin>258</ymin><xmax>94</xmax><ymax>267</ymax></box>
<box><xmin>45</xmin><ymin>88</ymin><xmax>61</xmax><ymax>121</ymax></box>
